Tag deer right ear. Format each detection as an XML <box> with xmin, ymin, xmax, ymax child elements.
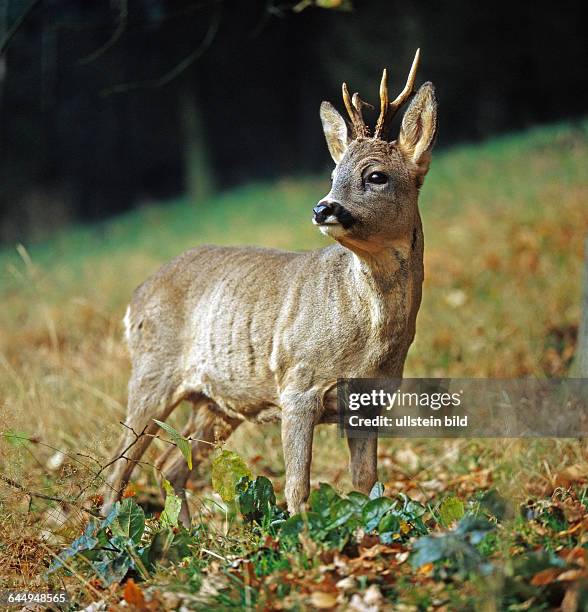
<box><xmin>320</xmin><ymin>101</ymin><xmax>349</xmax><ymax>164</ymax></box>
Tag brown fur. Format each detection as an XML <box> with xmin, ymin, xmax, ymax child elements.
<box><xmin>103</xmin><ymin>79</ymin><xmax>438</xmax><ymax>526</ymax></box>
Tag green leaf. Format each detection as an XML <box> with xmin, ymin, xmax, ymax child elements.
<box><xmin>439</xmin><ymin>496</ymin><xmax>465</xmax><ymax>527</ymax></box>
<box><xmin>111</xmin><ymin>498</ymin><xmax>145</xmax><ymax>543</ymax></box>
<box><xmin>455</xmin><ymin>515</ymin><xmax>494</xmax><ymax>544</ymax></box>
<box><xmin>237</xmin><ymin>476</ymin><xmax>280</xmax><ymax>522</ymax></box>
<box><xmin>362</xmin><ymin>497</ymin><xmax>395</xmax><ymax>531</ymax></box>
<box><xmin>410</xmin><ymin>534</ymin><xmax>448</xmax><ymax>568</ymax></box>
<box><xmin>478</xmin><ymin>489</ymin><xmax>509</xmax><ymax>520</ymax></box>
<box><xmin>368</xmin><ymin>481</ymin><xmax>385</xmax><ymax>499</ymax></box>
<box><xmin>326</xmin><ymin>498</ymin><xmax>356</xmax><ymax>530</ymax></box>
<box><xmin>91</xmin><ymin>535</ymin><xmax>135</xmax><ymax>586</ymax></box>
<box><xmin>279</xmin><ymin>511</ymin><xmax>324</xmax><ymax>547</ymax></box>
<box><xmin>378</xmin><ymin>512</ymin><xmax>400</xmax><ymax>535</ymax></box>
<box><xmin>47</xmin><ymin>531</ymin><xmax>99</xmax><ymax>574</ymax></box>
<box><xmin>347</xmin><ymin>491</ymin><xmax>370</xmax><ymax>511</ymax></box>
<box><xmin>160</xmin><ymin>479</ymin><xmax>182</xmax><ymax>528</ymax></box>
<box><xmin>309</xmin><ymin>483</ymin><xmax>339</xmax><ymax>517</ymax></box>
<box><xmin>153</xmin><ymin>419</ymin><xmax>192</xmax><ymax>470</ymax></box>
<box><xmin>211</xmin><ymin>449</ymin><xmax>252</xmax><ymax>502</ymax></box>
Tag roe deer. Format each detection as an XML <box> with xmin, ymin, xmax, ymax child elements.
<box><xmin>103</xmin><ymin>50</ymin><xmax>437</xmax><ymax>526</ymax></box>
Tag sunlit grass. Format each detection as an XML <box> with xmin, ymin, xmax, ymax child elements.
<box><xmin>0</xmin><ymin>119</ymin><xmax>587</xmax><ymax>594</ymax></box>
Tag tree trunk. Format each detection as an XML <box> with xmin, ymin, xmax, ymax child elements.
<box><xmin>180</xmin><ymin>84</ymin><xmax>214</xmax><ymax>204</ymax></box>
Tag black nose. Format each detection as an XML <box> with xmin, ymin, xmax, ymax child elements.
<box><xmin>313</xmin><ymin>201</ymin><xmax>334</xmax><ymax>224</ymax></box>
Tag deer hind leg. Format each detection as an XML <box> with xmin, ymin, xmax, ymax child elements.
<box><xmin>155</xmin><ymin>398</ymin><xmax>241</xmax><ymax>528</ymax></box>
<box><xmin>102</xmin><ymin>367</ymin><xmax>182</xmax><ymax>515</ymax></box>
<box><xmin>347</xmin><ymin>437</ymin><xmax>378</xmax><ymax>494</ymax></box>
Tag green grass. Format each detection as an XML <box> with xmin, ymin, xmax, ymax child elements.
<box><xmin>1</xmin><ymin>118</ymin><xmax>588</xmax><ymax>608</ymax></box>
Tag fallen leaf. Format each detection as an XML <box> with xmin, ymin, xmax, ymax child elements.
<box><xmin>531</xmin><ymin>567</ymin><xmax>562</xmax><ymax>586</ymax></box>
<box><xmin>555</xmin><ymin>464</ymin><xmax>588</xmax><ymax>488</ymax></box>
<box><xmin>556</xmin><ymin>569</ymin><xmax>587</xmax><ymax>582</ymax></box>
<box><xmin>123</xmin><ymin>579</ymin><xmax>146</xmax><ymax>609</ymax></box>
<box><xmin>310</xmin><ymin>591</ymin><xmax>337</xmax><ymax>609</ymax></box>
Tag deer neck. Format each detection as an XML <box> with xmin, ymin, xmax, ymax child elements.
<box><xmin>342</xmin><ymin>219</ymin><xmax>423</xmax><ymax>336</ymax></box>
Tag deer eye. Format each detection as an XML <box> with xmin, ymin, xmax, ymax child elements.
<box><xmin>366</xmin><ymin>171</ymin><xmax>388</xmax><ymax>185</ymax></box>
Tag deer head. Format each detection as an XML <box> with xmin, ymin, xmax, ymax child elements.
<box><xmin>314</xmin><ymin>50</ymin><xmax>437</xmax><ymax>256</ymax></box>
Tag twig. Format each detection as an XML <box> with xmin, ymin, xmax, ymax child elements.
<box><xmin>0</xmin><ymin>473</ymin><xmax>102</xmax><ymax>517</ymax></box>
<box><xmin>73</xmin><ymin>422</ymin><xmax>150</xmax><ymax>499</ymax></box>
<box><xmin>0</xmin><ymin>0</ymin><xmax>42</xmax><ymax>56</ymax></box>
<box><xmin>101</xmin><ymin>1</ymin><xmax>222</xmax><ymax>96</ymax></box>
<box><xmin>77</xmin><ymin>0</ymin><xmax>128</xmax><ymax>65</ymax></box>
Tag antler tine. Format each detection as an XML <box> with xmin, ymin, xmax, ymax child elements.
<box><xmin>342</xmin><ymin>82</ymin><xmax>368</xmax><ymax>138</ymax></box>
<box><xmin>389</xmin><ymin>48</ymin><xmax>420</xmax><ymax>115</ymax></box>
<box><xmin>374</xmin><ymin>49</ymin><xmax>420</xmax><ymax>140</ymax></box>
<box><xmin>373</xmin><ymin>68</ymin><xmax>389</xmax><ymax>139</ymax></box>
<box><xmin>352</xmin><ymin>92</ymin><xmax>373</xmax><ymax>137</ymax></box>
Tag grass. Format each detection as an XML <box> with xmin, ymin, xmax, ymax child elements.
<box><xmin>1</xmin><ymin>118</ymin><xmax>588</xmax><ymax>609</ymax></box>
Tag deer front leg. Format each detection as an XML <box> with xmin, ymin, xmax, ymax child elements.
<box><xmin>347</xmin><ymin>437</ymin><xmax>378</xmax><ymax>494</ymax></box>
<box><xmin>280</xmin><ymin>390</ymin><xmax>321</xmax><ymax>513</ymax></box>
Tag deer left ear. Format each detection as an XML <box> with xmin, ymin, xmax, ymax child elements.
<box><xmin>398</xmin><ymin>82</ymin><xmax>437</xmax><ymax>186</ymax></box>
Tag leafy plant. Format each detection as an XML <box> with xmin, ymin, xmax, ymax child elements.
<box><xmin>236</xmin><ymin>475</ymin><xmax>288</xmax><ymax>532</ymax></box>
<box><xmin>410</xmin><ymin>514</ymin><xmax>495</xmax><ymax>575</ymax></box>
<box><xmin>153</xmin><ymin>419</ymin><xmax>192</xmax><ymax>470</ymax></box>
<box><xmin>48</xmin><ymin>493</ymin><xmax>191</xmax><ymax>585</ymax></box>
<box><xmin>211</xmin><ymin>449</ymin><xmax>253</xmax><ymax>502</ymax></box>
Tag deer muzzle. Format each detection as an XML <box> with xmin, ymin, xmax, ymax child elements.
<box><xmin>312</xmin><ymin>201</ymin><xmax>355</xmax><ymax>229</ymax></box>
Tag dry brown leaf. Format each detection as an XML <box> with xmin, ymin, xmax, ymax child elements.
<box><xmin>561</xmin><ymin>586</ymin><xmax>579</xmax><ymax>612</ymax></box>
<box><xmin>123</xmin><ymin>579</ymin><xmax>147</xmax><ymax>609</ymax></box>
<box><xmin>559</xmin><ymin>547</ymin><xmax>587</xmax><ymax>567</ymax></box>
<box><xmin>555</xmin><ymin>464</ymin><xmax>588</xmax><ymax>487</ymax></box>
<box><xmin>556</xmin><ymin>569</ymin><xmax>587</xmax><ymax>582</ymax></box>
<box><xmin>530</xmin><ymin>567</ymin><xmax>562</xmax><ymax>586</ymax></box>
<box><xmin>309</xmin><ymin>591</ymin><xmax>338</xmax><ymax>609</ymax></box>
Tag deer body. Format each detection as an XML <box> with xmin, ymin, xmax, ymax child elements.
<box><xmin>104</xmin><ymin>52</ymin><xmax>437</xmax><ymax>525</ymax></box>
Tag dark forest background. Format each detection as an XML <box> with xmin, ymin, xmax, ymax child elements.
<box><xmin>0</xmin><ymin>0</ymin><xmax>586</xmax><ymax>245</ymax></box>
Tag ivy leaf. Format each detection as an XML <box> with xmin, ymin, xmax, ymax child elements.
<box><xmin>153</xmin><ymin>419</ymin><xmax>192</xmax><ymax>470</ymax></box>
<box><xmin>237</xmin><ymin>476</ymin><xmax>279</xmax><ymax>522</ymax></box>
<box><xmin>279</xmin><ymin>511</ymin><xmax>324</xmax><ymax>547</ymax></box>
<box><xmin>111</xmin><ymin>498</ymin><xmax>145</xmax><ymax>543</ymax></box>
<box><xmin>92</xmin><ymin>536</ymin><xmax>136</xmax><ymax>586</ymax></box>
<box><xmin>309</xmin><ymin>483</ymin><xmax>339</xmax><ymax>518</ymax></box>
<box><xmin>378</xmin><ymin>512</ymin><xmax>400</xmax><ymax>535</ymax></box>
<box><xmin>211</xmin><ymin>449</ymin><xmax>252</xmax><ymax>502</ymax></box>
<box><xmin>368</xmin><ymin>481</ymin><xmax>385</xmax><ymax>499</ymax></box>
<box><xmin>362</xmin><ymin>497</ymin><xmax>395</xmax><ymax>531</ymax></box>
<box><xmin>47</xmin><ymin>531</ymin><xmax>99</xmax><ymax>574</ymax></box>
<box><xmin>326</xmin><ymin>498</ymin><xmax>356</xmax><ymax>530</ymax></box>
<box><xmin>439</xmin><ymin>496</ymin><xmax>465</xmax><ymax>527</ymax></box>
<box><xmin>160</xmin><ymin>479</ymin><xmax>182</xmax><ymax>528</ymax></box>
<box><xmin>347</xmin><ymin>491</ymin><xmax>370</xmax><ymax>511</ymax></box>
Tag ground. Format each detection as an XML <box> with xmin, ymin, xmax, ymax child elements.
<box><xmin>1</xmin><ymin>119</ymin><xmax>587</xmax><ymax>610</ymax></box>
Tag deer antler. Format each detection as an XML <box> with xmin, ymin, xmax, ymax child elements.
<box><xmin>342</xmin><ymin>83</ymin><xmax>373</xmax><ymax>139</ymax></box>
<box><xmin>373</xmin><ymin>48</ymin><xmax>420</xmax><ymax>140</ymax></box>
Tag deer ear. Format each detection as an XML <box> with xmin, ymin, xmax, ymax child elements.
<box><xmin>398</xmin><ymin>82</ymin><xmax>437</xmax><ymax>186</ymax></box>
<box><xmin>320</xmin><ymin>101</ymin><xmax>349</xmax><ymax>164</ymax></box>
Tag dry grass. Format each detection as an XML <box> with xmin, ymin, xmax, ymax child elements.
<box><xmin>1</xmin><ymin>119</ymin><xmax>587</xmax><ymax>593</ymax></box>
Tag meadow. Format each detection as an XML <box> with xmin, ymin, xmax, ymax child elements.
<box><xmin>1</xmin><ymin>119</ymin><xmax>588</xmax><ymax>610</ymax></box>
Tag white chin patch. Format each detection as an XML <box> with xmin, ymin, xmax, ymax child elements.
<box><xmin>319</xmin><ymin>223</ymin><xmax>346</xmax><ymax>238</ymax></box>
